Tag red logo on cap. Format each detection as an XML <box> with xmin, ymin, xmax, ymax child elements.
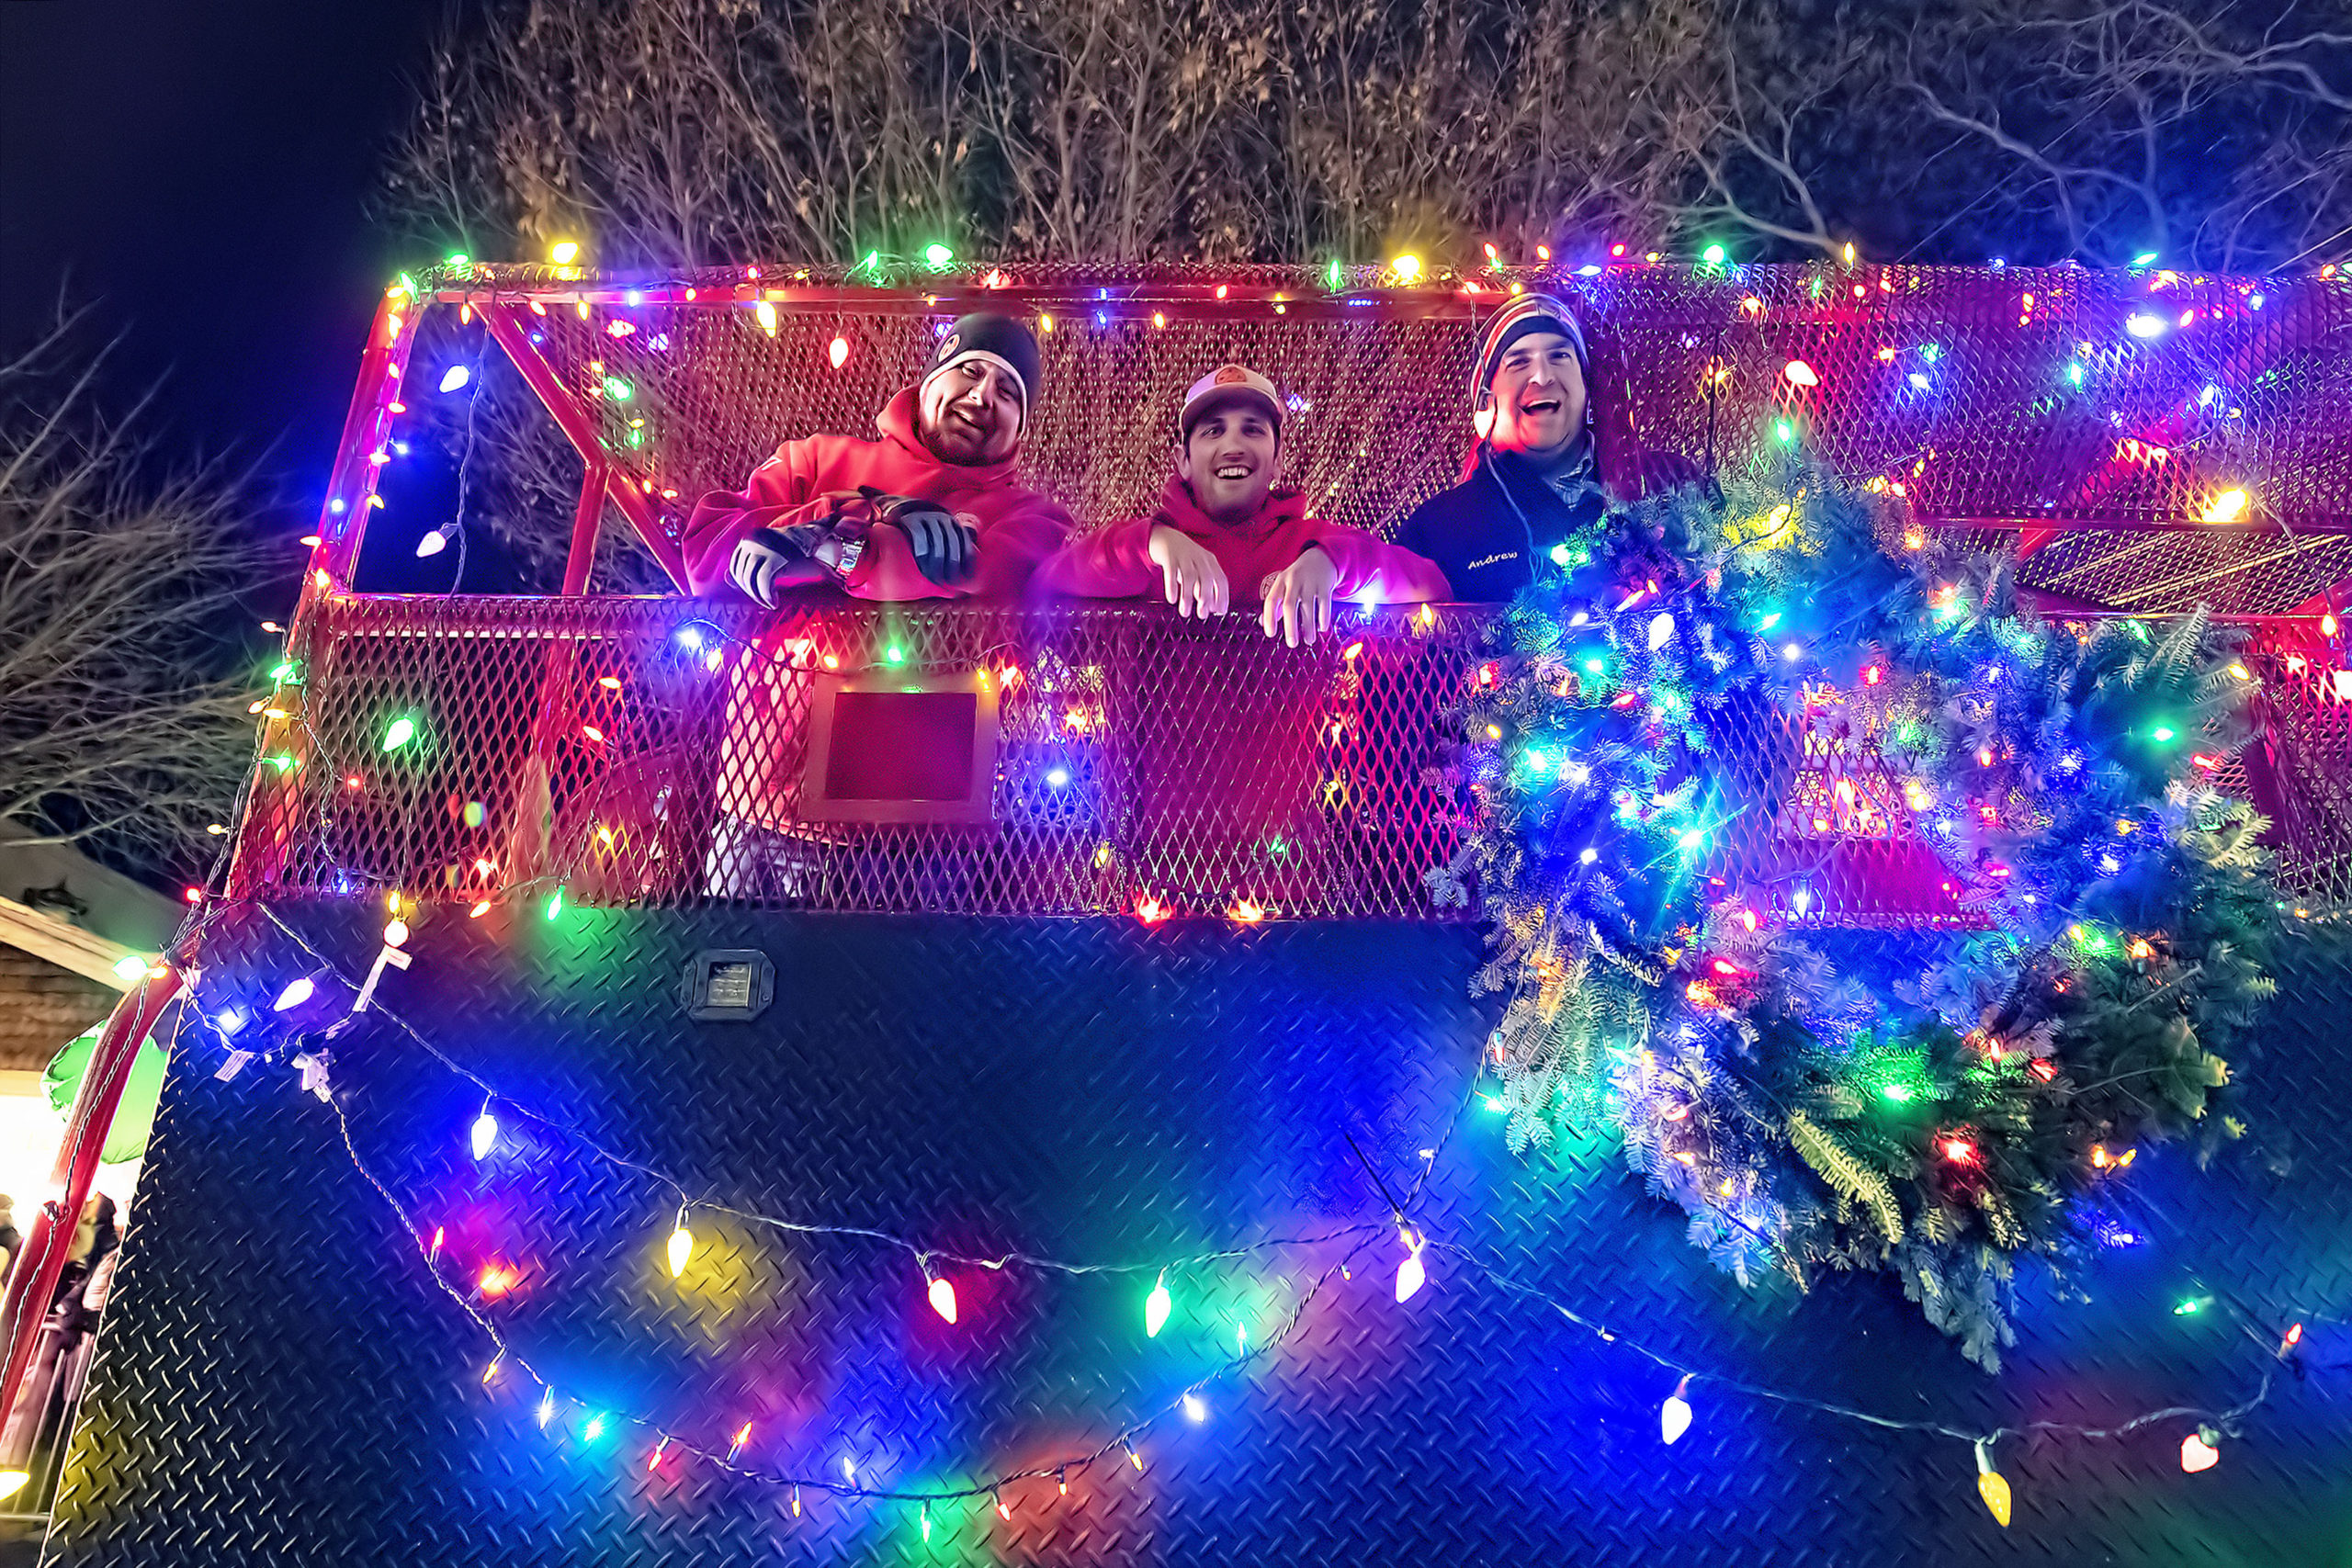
<box><xmin>1213</xmin><ymin>365</ymin><xmax>1250</xmax><ymax>385</ymax></box>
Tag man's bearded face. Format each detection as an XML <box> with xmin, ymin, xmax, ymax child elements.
<box><xmin>919</xmin><ymin>360</ymin><xmax>1024</xmax><ymax>465</ymax></box>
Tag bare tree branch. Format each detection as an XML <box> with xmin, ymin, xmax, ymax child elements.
<box><xmin>0</xmin><ymin>307</ymin><xmax>279</xmax><ymax>874</ymax></box>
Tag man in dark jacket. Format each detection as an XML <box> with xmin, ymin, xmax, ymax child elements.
<box><xmin>1398</xmin><ymin>294</ymin><xmax>1693</xmax><ymax>601</ymax></box>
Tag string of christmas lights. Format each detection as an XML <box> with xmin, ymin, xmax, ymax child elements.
<box><xmin>159</xmin><ymin>893</ymin><xmax>2327</xmax><ymax>1532</ymax></box>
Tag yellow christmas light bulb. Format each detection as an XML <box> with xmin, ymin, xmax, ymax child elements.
<box><xmin>549</xmin><ymin>240</ymin><xmax>580</xmax><ymax>265</ymax></box>
<box><xmin>1974</xmin><ymin>1441</ymin><xmax>2011</xmax><ymax>1527</ymax></box>
<box><xmin>667</xmin><ymin>1211</ymin><xmax>695</xmax><ymax>1278</ymax></box>
<box><xmin>754</xmin><ymin>299</ymin><xmax>778</xmax><ymax>336</ymax></box>
<box><xmin>1389</xmin><ymin>253</ymin><xmax>1423</xmax><ymax>282</ymax></box>
<box><xmin>928</xmin><ymin>1274</ymin><xmax>958</xmax><ymax>1324</ymax></box>
<box><xmin>2199</xmin><ymin>487</ymin><xmax>2249</xmax><ymax>523</ymax></box>
<box><xmin>0</xmin><ymin>1471</ymin><xmax>29</xmax><ymax>1501</ymax></box>
<box><xmin>1145</xmin><ymin>1272</ymin><xmax>1171</xmax><ymax>1337</ymax></box>
<box><xmin>1661</xmin><ymin>1375</ymin><xmax>1694</xmax><ymax>1444</ymax></box>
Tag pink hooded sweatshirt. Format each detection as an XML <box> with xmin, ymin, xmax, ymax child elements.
<box><xmin>1035</xmin><ymin>475</ymin><xmax>1450</xmax><ymax>605</ymax></box>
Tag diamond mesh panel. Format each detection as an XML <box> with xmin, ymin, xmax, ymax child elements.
<box><xmin>230</xmin><ymin>600</ymin><xmax>1995</xmax><ymax>926</ymax></box>
<box><xmin>2220</xmin><ymin>638</ymin><xmax>2352</xmax><ymax>910</ymax></box>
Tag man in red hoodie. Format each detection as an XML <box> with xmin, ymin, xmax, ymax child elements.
<box><xmin>1037</xmin><ymin>364</ymin><xmax>1448</xmax><ymax>646</ymax></box>
<box><xmin>683</xmin><ymin>312</ymin><xmax>1071</xmax><ymax>603</ymax></box>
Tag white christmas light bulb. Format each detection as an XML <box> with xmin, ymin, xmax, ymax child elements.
<box><xmin>1395</xmin><ymin>1233</ymin><xmax>1428</xmax><ymax>1303</ymax></box>
<box><xmin>469</xmin><ymin>1103</ymin><xmax>498</xmax><ymax>1161</ymax></box>
<box><xmin>928</xmin><ymin>1274</ymin><xmax>958</xmax><ymax>1324</ymax></box>
<box><xmin>1647</xmin><ymin>612</ymin><xmax>1675</xmax><ymax>652</ymax></box>
<box><xmin>272</xmin><ymin>976</ymin><xmax>315</xmax><ymax>1012</ymax></box>
<box><xmin>1660</xmin><ymin>1375</ymin><xmax>1694</xmax><ymax>1444</ymax></box>
<box><xmin>667</xmin><ymin>1209</ymin><xmax>694</xmax><ymax>1278</ymax></box>
<box><xmin>2181</xmin><ymin>1427</ymin><xmax>2221</xmax><ymax>1472</ymax></box>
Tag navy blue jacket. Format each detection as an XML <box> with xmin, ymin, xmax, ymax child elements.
<box><xmin>1398</xmin><ymin>442</ymin><xmax>1705</xmax><ymax>601</ymax></box>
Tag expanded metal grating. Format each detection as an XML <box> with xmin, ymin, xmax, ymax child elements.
<box><xmin>231</xmin><ymin>598</ymin><xmax>2053</xmax><ymax>926</ymax></box>
<box><xmin>403</xmin><ymin>261</ymin><xmax>2352</xmax><ymax>610</ymax></box>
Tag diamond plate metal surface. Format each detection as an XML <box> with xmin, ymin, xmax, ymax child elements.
<box><xmin>43</xmin><ymin>905</ymin><xmax>2352</xmax><ymax>1565</ymax></box>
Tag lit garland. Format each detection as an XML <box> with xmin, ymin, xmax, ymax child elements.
<box><xmin>1432</xmin><ymin>452</ymin><xmax>2284</xmax><ymax>1367</ymax></box>
<box><xmin>155</xmin><ymin>894</ymin><xmax>2316</xmax><ymax>1536</ymax></box>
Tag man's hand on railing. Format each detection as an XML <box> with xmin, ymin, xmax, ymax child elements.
<box><xmin>873</xmin><ymin>496</ymin><xmax>980</xmax><ymax>588</ymax></box>
<box><xmin>1261</xmin><ymin>542</ymin><xmax>1339</xmax><ymax>648</ymax></box>
<box><xmin>1148</xmin><ymin>525</ymin><xmax>1231</xmax><ymax>618</ymax></box>
<box><xmin>729</xmin><ymin>527</ymin><xmax>828</xmax><ymax>605</ymax></box>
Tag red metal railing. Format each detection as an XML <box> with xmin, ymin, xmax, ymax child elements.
<box><xmin>248</xmin><ymin>260</ymin><xmax>2352</xmax><ymax>921</ymax></box>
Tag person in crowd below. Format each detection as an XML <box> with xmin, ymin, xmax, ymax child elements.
<box><xmin>1398</xmin><ymin>294</ymin><xmax>1699</xmax><ymax>601</ymax></box>
<box><xmin>682</xmin><ymin>312</ymin><xmax>1071</xmax><ymax>604</ymax></box>
<box><xmin>1038</xmin><ymin>364</ymin><xmax>1448</xmax><ymax>646</ymax></box>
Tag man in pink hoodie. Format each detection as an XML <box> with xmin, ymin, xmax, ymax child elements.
<box><xmin>1037</xmin><ymin>364</ymin><xmax>1448</xmax><ymax>646</ymax></box>
<box><xmin>683</xmin><ymin>312</ymin><xmax>1071</xmax><ymax>603</ymax></box>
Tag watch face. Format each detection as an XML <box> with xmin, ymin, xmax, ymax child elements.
<box><xmin>836</xmin><ymin>537</ymin><xmax>865</xmax><ymax>574</ymax></box>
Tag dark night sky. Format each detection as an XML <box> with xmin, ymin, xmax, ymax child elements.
<box><xmin>1</xmin><ymin>0</ymin><xmax>458</xmax><ymax>505</ymax></box>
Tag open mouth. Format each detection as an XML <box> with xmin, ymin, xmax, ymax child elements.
<box><xmin>1521</xmin><ymin>396</ymin><xmax>1563</xmax><ymax>416</ymax></box>
<box><xmin>1214</xmin><ymin>464</ymin><xmax>1253</xmax><ymax>481</ymax></box>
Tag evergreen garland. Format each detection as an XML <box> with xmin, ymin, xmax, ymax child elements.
<box><xmin>1430</xmin><ymin>458</ymin><xmax>2281</xmax><ymax>1368</ymax></box>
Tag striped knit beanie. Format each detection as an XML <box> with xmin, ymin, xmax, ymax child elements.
<box><xmin>1469</xmin><ymin>294</ymin><xmax>1590</xmax><ymax>417</ymax></box>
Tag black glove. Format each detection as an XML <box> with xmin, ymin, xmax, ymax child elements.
<box><xmin>869</xmin><ymin>493</ymin><xmax>979</xmax><ymax>587</ymax></box>
<box><xmin>728</xmin><ymin>526</ymin><xmax>805</xmax><ymax>607</ymax></box>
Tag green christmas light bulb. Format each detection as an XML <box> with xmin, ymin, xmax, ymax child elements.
<box><xmin>1145</xmin><ymin>1273</ymin><xmax>1171</xmax><ymax>1337</ymax></box>
<box><xmin>380</xmin><ymin>716</ymin><xmax>417</xmax><ymax>752</ymax></box>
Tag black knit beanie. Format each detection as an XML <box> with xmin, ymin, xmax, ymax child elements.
<box><xmin>924</xmin><ymin>313</ymin><xmax>1044</xmax><ymax>426</ymax></box>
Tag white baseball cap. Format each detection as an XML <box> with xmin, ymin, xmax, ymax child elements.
<box><xmin>1180</xmin><ymin>363</ymin><xmax>1283</xmax><ymax>438</ymax></box>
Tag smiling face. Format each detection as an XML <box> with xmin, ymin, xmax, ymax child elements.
<box><xmin>1176</xmin><ymin>399</ymin><xmax>1281</xmax><ymax>523</ymax></box>
<box><xmin>1483</xmin><ymin>330</ymin><xmax>1588</xmax><ymax>457</ymax></box>
<box><xmin>917</xmin><ymin>358</ymin><xmax>1025</xmax><ymax>465</ymax></box>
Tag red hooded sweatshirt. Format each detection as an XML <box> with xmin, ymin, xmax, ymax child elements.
<box><xmin>1036</xmin><ymin>475</ymin><xmax>1450</xmax><ymax>605</ymax></box>
<box><xmin>682</xmin><ymin>388</ymin><xmax>1073</xmax><ymax>602</ymax></box>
